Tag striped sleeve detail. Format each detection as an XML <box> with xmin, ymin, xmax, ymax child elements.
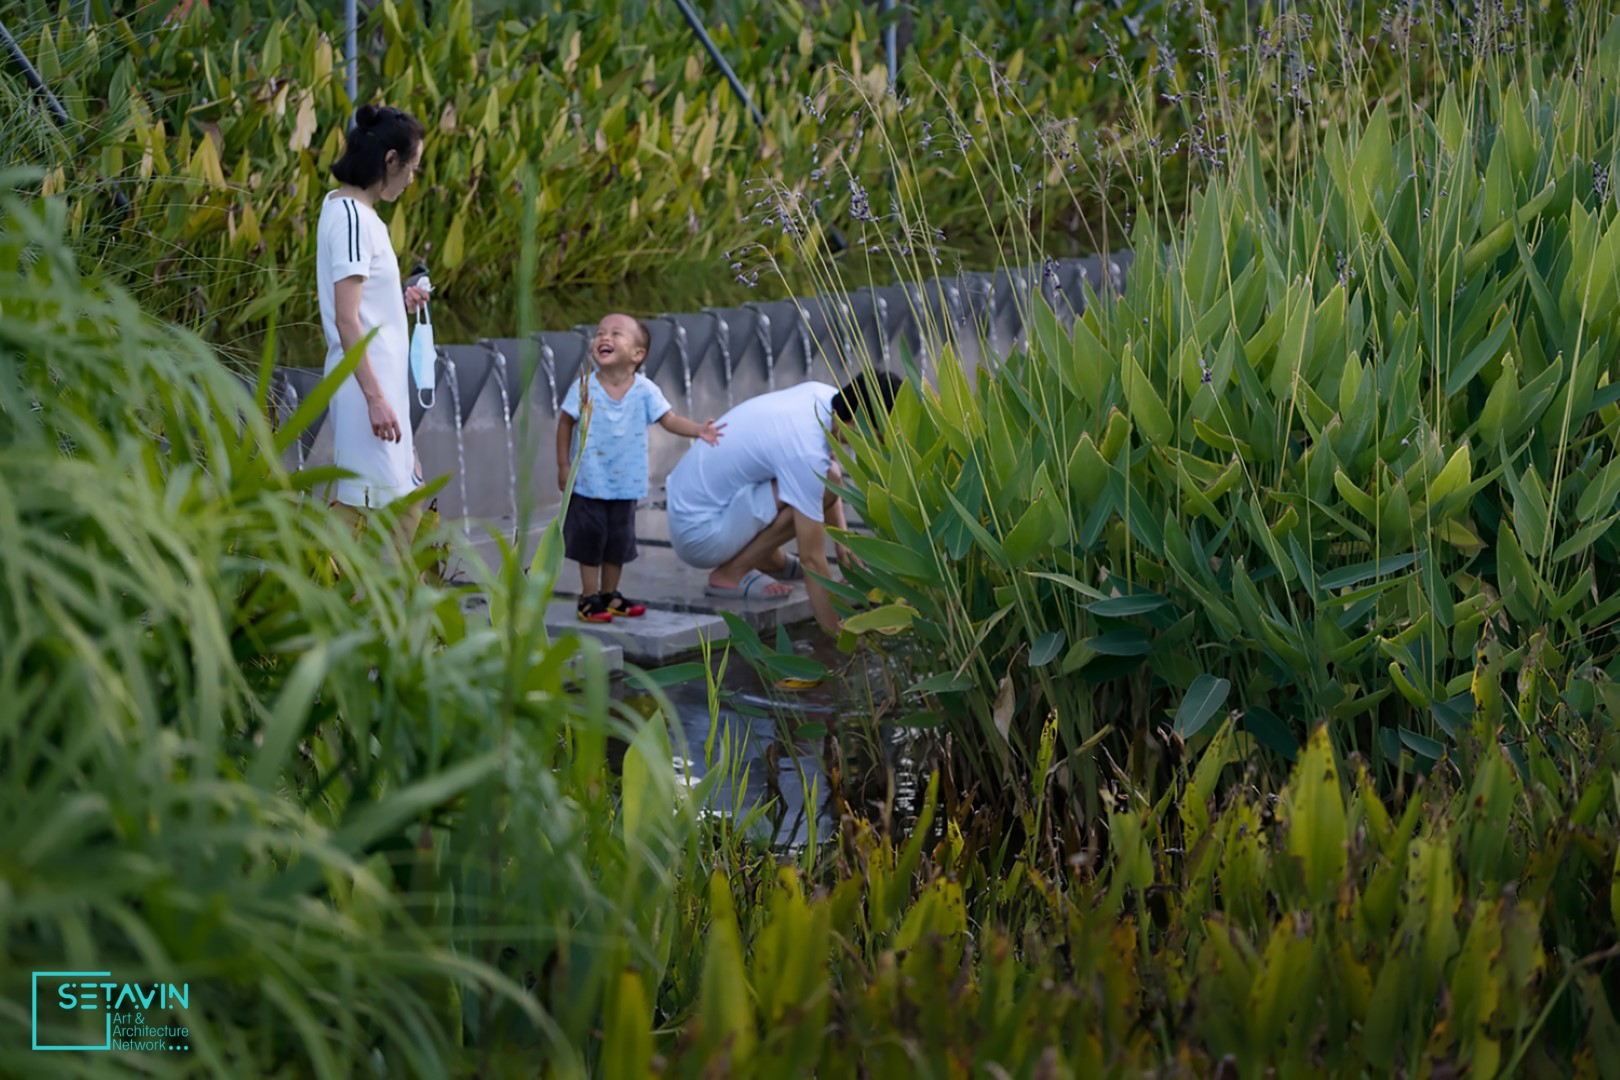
<box><xmin>342</xmin><ymin>198</ymin><xmax>360</xmax><ymax>263</ymax></box>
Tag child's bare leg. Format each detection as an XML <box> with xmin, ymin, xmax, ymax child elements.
<box><xmin>579</xmin><ymin>564</ymin><xmax>602</xmax><ymax>596</ymax></box>
<box><xmin>601</xmin><ymin>563</ymin><xmax>624</xmax><ymax>596</ymax></box>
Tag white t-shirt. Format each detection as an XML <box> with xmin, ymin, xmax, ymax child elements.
<box><xmin>315</xmin><ymin>193</ymin><xmax>414</xmax><ymax>509</ymax></box>
<box><xmin>666</xmin><ymin>381</ymin><xmax>838</xmax><ymax>524</ymax></box>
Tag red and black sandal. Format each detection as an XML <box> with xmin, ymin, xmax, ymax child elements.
<box><xmin>577</xmin><ymin>593</ymin><xmax>614</xmax><ymax>623</ymax></box>
<box><xmin>605</xmin><ymin>591</ymin><xmax>646</xmax><ymax>617</ymax></box>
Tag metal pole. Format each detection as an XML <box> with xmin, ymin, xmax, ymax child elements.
<box><xmin>881</xmin><ymin>0</ymin><xmax>897</xmax><ymax>91</ymax></box>
<box><xmin>669</xmin><ymin>0</ymin><xmax>766</xmax><ymax>128</ymax></box>
<box><xmin>0</xmin><ymin>20</ymin><xmax>73</xmax><ymax>128</ymax></box>
<box><xmin>345</xmin><ymin>0</ymin><xmax>358</xmax><ymax>106</ymax></box>
<box><xmin>667</xmin><ymin>0</ymin><xmax>844</xmax><ymax>252</ymax></box>
<box><xmin>0</xmin><ymin>18</ymin><xmax>131</xmax><ymax>213</ymax></box>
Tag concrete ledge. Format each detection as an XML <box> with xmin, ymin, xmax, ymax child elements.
<box><xmin>456</xmin><ymin>515</ymin><xmax>831</xmax><ymax>636</ymax></box>
<box><xmin>549</xmin><ymin>547</ymin><xmax>817</xmax><ymax>633</ymax></box>
<box><xmin>546</xmin><ymin>599</ymin><xmax>731</xmax><ymax>666</ymax></box>
<box><xmin>459</xmin><ymin>593</ymin><xmax>626</xmax><ymax>675</ymax></box>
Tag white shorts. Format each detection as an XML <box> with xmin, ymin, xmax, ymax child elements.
<box><xmin>667</xmin><ymin>480</ymin><xmax>780</xmax><ymax>569</ymax></box>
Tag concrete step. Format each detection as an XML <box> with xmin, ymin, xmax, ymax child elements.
<box><xmin>550</xmin><ymin>546</ymin><xmax>819</xmax><ymax>633</ymax></box>
<box><xmin>459</xmin><ymin>593</ymin><xmax>626</xmax><ymax>674</ymax></box>
<box><xmin>545</xmin><ymin>598</ymin><xmax>731</xmax><ymax>666</ymax></box>
<box><xmin>459</xmin><ymin>590</ymin><xmax>731</xmax><ymax>667</ymax></box>
<box><xmin>454</xmin><ymin>532</ymin><xmax>825</xmax><ymax>638</ymax></box>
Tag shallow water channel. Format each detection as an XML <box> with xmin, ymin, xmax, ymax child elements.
<box><xmin>618</xmin><ymin>628</ymin><xmax>926</xmax><ymax>851</ymax></box>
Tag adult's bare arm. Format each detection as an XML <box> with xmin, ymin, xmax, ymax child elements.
<box><xmin>792</xmin><ymin>508</ymin><xmax>840</xmax><ymax>636</ymax></box>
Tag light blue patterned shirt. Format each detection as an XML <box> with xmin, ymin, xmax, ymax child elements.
<box><xmin>560</xmin><ymin>372</ymin><xmax>672</xmax><ymax>500</ymax></box>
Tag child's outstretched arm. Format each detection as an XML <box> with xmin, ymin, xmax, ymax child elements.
<box><xmin>658</xmin><ymin>413</ymin><xmax>725</xmax><ymax>446</ymax></box>
<box><xmin>556</xmin><ymin>413</ymin><xmax>575</xmax><ymax>491</ymax></box>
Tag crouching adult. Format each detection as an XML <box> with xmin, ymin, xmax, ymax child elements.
<box><xmin>663</xmin><ymin>371</ymin><xmax>903</xmax><ymax>636</ymax></box>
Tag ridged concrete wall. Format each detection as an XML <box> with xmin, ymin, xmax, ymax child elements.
<box><xmin>269</xmin><ymin>252</ymin><xmax>1132</xmax><ymax>525</ymax></box>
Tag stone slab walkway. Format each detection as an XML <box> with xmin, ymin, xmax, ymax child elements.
<box><xmin>458</xmin><ymin>593</ymin><xmax>627</xmax><ymax>674</ymax></box>
<box><xmin>445</xmin><ymin>485</ymin><xmax>852</xmax><ymax>665</ymax></box>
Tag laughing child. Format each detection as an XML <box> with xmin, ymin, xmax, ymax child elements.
<box><xmin>556</xmin><ymin>313</ymin><xmax>725</xmax><ymax>622</ymax></box>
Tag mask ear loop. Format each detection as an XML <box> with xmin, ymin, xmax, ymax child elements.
<box><xmin>416</xmin><ymin>301</ymin><xmax>436</xmax><ymax>410</ymax></box>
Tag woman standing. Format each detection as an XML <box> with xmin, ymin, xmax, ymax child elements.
<box><xmin>316</xmin><ymin>105</ymin><xmax>429</xmax><ymax>547</ymax></box>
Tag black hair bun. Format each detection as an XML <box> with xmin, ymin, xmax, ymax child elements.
<box><xmin>354</xmin><ymin>104</ymin><xmax>382</xmax><ymax>130</ymax></box>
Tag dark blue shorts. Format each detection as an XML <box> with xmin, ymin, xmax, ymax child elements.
<box><xmin>563</xmin><ymin>495</ymin><xmax>637</xmax><ymax>566</ymax></box>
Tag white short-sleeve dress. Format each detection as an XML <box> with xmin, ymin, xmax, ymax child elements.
<box><xmin>315</xmin><ymin>192</ymin><xmax>415</xmax><ymax>509</ymax></box>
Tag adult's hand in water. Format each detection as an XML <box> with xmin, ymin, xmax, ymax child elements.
<box><xmin>404</xmin><ymin>285</ymin><xmax>431</xmax><ymax>315</ymax></box>
<box><xmin>368</xmin><ymin>393</ymin><xmax>402</xmax><ymax>443</ymax></box>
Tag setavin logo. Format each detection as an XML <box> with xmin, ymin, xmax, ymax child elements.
<box><xmin>31</xmin><ymin>972</ymin><xmax>192</xmax><ymax>1052</ymax></box>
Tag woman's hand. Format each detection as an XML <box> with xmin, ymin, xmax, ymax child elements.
<box><xmin>367</xmin><ymin>392</ymin><xmax>403</xmax><ymax>443</ymax></box>
<box><xmin>404</xmin><ymin>285</ymin><xmax>430</xmax><ymax>315</ymax></box>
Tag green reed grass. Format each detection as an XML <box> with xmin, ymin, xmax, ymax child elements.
<box><xmin>743</xmin><ymin>2</ymin><xmax>1620</xmax><ymax>829</ymax></box>
<box><xmin>7</xmin><ymin>0</ymin><xmax>1163</xmax><ymax>358</ymax></box>
<box><xmin>658</xmin><ymin>720</ymin><xmax>1620</xmax><ymax>1075</ymax></box>
<box><xmin>0</xmin><ymin>168</ymin><xmax>719</xmax><ymax>1075</ymax></box>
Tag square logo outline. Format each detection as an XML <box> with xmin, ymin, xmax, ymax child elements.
<box><xmin>32</xmin><ymin>971</ymin><xmax>113</xmax><ymax>1051</ymax></box>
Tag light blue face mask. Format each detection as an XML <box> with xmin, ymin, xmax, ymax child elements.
<box><xmin>410</xmin><ymin>300</ymin><xmax>436</xmax><ymax>409</ymax></box>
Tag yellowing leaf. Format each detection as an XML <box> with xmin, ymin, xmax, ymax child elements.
<box><xmin>441</xmin><ymin>210</ymin><xmax>466</xmax><ymax>270</ymax></box>
<box><xmin>842</xmin><ymin>603</ymin><xmax>915</xmax><ymax>636</ymax></box>
<box><xmin>563</xmin><ymin>31</ymin><xmax>581</xmax><ymax>76</ymax></box>
<box><xmin>698</xmin><ymin>872</ymin><xmax>756</xmax><ymax>1066</ymax></box>
<box><xmin>692</xmin><ymin>113</ymin><xmax>719</xmax><ymax>178</ymax></box>
<box><xmin>601</xmin><ymin>970</ymin><xmax>653</xmax><ymax>1079</ymax></box>
<box><xmin>289</xmin><ymin>91</ymin><xmax>317</xmax><ymax>152</ymax></box>
<box><xmin>189</xmin><ymin>136</ymin><xmax>225</xmax><ymax>189</ymax></box>
<box><xmin>991</xmin><ymin>674</ymin><xmax>1014</xmax><ymax>743</ymax></box>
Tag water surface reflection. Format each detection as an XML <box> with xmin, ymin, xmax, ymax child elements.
<box><xmin>619</xmin><ymin>630</ymin><xmax>916</xmax><ymax>851</ymax></box>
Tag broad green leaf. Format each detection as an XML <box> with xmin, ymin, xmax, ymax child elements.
<box><xmin>1243</xmin><ymin>708</ymin><xmax>1299</xmax><ymax>761</ymax></box>
<box><xmin>1444</xmin><ymin>311</ymin><xmax>1512</xmax><ymax>397</ymax></box>
<box><xmin>1173</xmin><ymin>675</ymin><xmax>1231</xmax><ymax>740</ymax></box>
<box><xmin>1511</xmin><ymin>465</ymin><xmax>1551</xmax><ymax>558</ymax></box>
<box><xmin>697</xmin><ymin>872</ymin><xmax>756</xmax><ymax>1067</ymax></box>
<box><xmin>1551</xmin><ymin>512</ymin><xmax>1620</xmax><ymax>562</ymax></box>
<box><xmin>1120</xmin><ymin>344</ymin><xmax>1174</xmax><ymax>445</ymax></box>
<box><xmin>843</xmin><ymin>603</ymin><xmax>917</xmax><ymax>636</ymax></box>
<box><xmin>1085</xmin><ymin>593</ymin><xmax>1169</xmax><ymax>617</ymax></box>
<box><xmin>761</xmin><ymin>652</ymin><xmax>829</xmax><ymax>681</ymax></box>
<box><xmin>1576</xmin><ymin>455</ymin><xmax>1620</xmax><ymax>521</ymax></box>
<box><xmin>1002</xmin><ymin>496</ymin><xmax>1055</xmax><ymax>566</ymax></box>
<box><xmin>1399</xmin><ymin>726</ymin><xmax>1445</xmax><ymax>760</ymax></box>
<box><xmin>910</xmin><ymin>671</ymin><xmax>974</xmax><ymax>695</ymax></box>
<box><xmin>602</xmin><ymin>970</ymin><xmax>654</xmax><ymax>1079</ymax></box>
<box><xmin>1030</xmin><ymin>630</ymin><xmax>1066</xmax><ymax>667</ymax></box>
<box><xmin>1320</xmin><ymin>553</ymin><xmax>1419</xmax><ymax>591</ymax></box>
<box><xmin>1334</xmin><ymin>470</ymin><xmax>1377</xmax><ymax>522</ymax></box>
<box><xmin>1082</xmin><ymin>630</ymin><xmax>1151</xmax><ymax>656</ymax></box>
<box><xmin>1285</xmin><ymin>725</ymin><xmax>1348</xmax><ymax>906</ymax></box>
<box><xmin>840</xmin><ymin>532</ymin><xmax>940</xmax><ymax>579</ymax></box>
